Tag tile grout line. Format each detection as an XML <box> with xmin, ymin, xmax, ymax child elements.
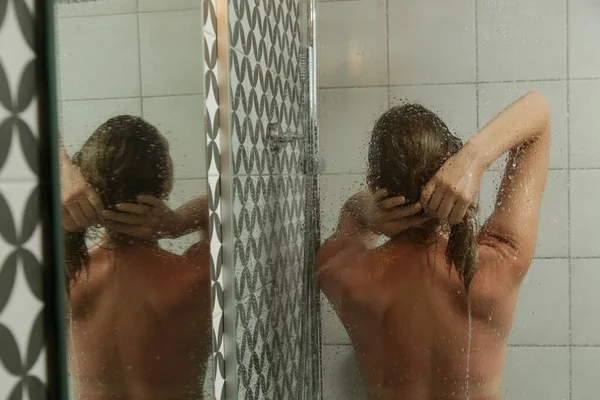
<box><xmin>318</xmin><ymin>168</ymin><xmax>600</xmax><ymax>178</ymax></box>
<box><xmin>385</xmin><ymin>0</ymin><xmax>391</xmax><ymax>107</ymax></box>
<box><xmin>321</xmin><ymin>343</ymin><xmax>600</xmax><ymax>348</ymax></box>
<box><xmin>62</xmin><ymin>93</ymin><xmax>204</xmax><ymax>102</ymax></box>
<box><xmin>316</xmin><ymin>77</ymin><xmax>600</xmax><ymax>91</ymax></box>
<box><xmin>474</xmin><ymin>0</ymin><xmax>480</xmax><ymax>131</ymax></box>
<box><xmin>566</xmin><ymin>0</ymin><xmax>572</xmax><ymax>397</ymax></box>
<box><xmin>55</xmin><ymin>7</ymin><xmax>202</xmax><ymax>20</ymax></box>
<box><xmin>136</xmin><ymin>0</ymin><xmax>144</xmax><ymax>115</ymax></box>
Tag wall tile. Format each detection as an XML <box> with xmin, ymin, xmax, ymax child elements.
<box><xmin>56</xmin><ymin>0</ymin><xmax>137</xmax><ymax>18</ymax></box>
<box><xmin>477</xmin><ymin>0</ymin><xmax>567</xmax><ymax>81</ymax></box>
<box><xmin>321</xmin><ymin>293</ymin><xmax>350</xmax><ymax>345</ymax></box>
<box><xmin>231</xmin><ymin>174</ymin><xmax>305</xmax><ymax>300</ymax></box>
<box><xmin>502</xmin><ymin>347</ymin><xmax>569</xmax><ymax>400</ymax></box>
<box><xmin>143</xmin><ymin>95</ymin><xmax>206</xmax><ymax>179</ymax></box>
<box><xmin>571</xmin><ymin>170</ymin><xmax>600</xmax><ymax>257</ymax></box>
<box><xmin>0</xmin><ymin>115</ymin><xmax>38</xmax><ymax>182</ymax></box>
<box><xmin>508</xmin><ymin>259</ymin><xmax>569</xmax><ymax>345</ymax></box>
<box><xmin>0</xmin><ymin>0</ymin><xmax>35</xmax><ymax>97</ymax></box>
<box><xmin>56</xmin><ymin>14</ymin><xmax>140</xmax><ymax>100</ymax></box>
<box><xmin>572</xmin><ymin>259</ymin><xmax>600</xmax><ymax>345</ymax></box>
<box><xmin>479</xmin><ymin>170</ymin><xmax>568</xmax><ymax>258</ymax></box>
<box><xmin>318</xmin><ymin>87</ymin><xmax>388</xmax><ymax>175</ymax></box>
<box><xmin>317</xmin><ymin>0</ymin><xmax>387</xmax><ymax>87</ymax></box>
<box><xmin>139</xmin><ymin>10</ymin><xmax>204</xmax><ymax>96</ymax></box>
<box><xmin>569</xmin><ymin>0</ymin><xmax>600</xmax><ymax>79</ymax></box>
<box><xmin>572</xmin><ymin>347</ymin><xmax>600</xmax><ymax>399</ymax></box>
<box><xmin>322</xmin><ymin>345</ymin><xmax>367</xmax><ymax>400</ymax></box>
<box><xmin>229</xmin><ymin>50</ymin><xmax>304</xmax><ymax>177</ymax></box>
<box><xmin>319</xmin><ymin>174</ymin><xmax>365</xmax><ymax>239</ymax></box>
<box><xmin>388</xmin><ymin>0</ymin><xmax>476</xmax><ymax>84</ymax></box>
<box><xmin>478</xmin><ymin>81</ymin><xmax>568</xmax><ymax>170</ymax></box>
<box><xmin>139</xmin><ymin>0</ymin><xmax>201</xmax><ymax>12</ymax></box>
<box><xmin>235</xmin><ymin>287</ymin><xmax>276</xmax><ymax>400</ymax></box>
<box><xmin>0</xmin><ymin>182</ymin><xmax>45</xmax><ymax>389</ymax></box>
<box><xmin>390</xmin><ymin>84</ymin><xmax>477</xmax><ymax>144</ymax></box>
<box><xmin>569</xmin><ymin>80</ymin><xmax>600</xmax><ymax>168</ymax></box>
<box><xmin>59</xmin><ymin>98</ymin><xmax>142</xmax><ymax>157</ymax></box>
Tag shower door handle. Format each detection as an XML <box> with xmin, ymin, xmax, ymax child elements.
<box><xmin>267</xmin><ymin>122</ymin><xmax>305</xmax><ymax>152</ymax></box>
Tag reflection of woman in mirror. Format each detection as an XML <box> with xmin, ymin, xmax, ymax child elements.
<box><xmin>61</xmin><ymin>115</ymin><xmax>211</xmax><ymax>399</ymax></box>
<box><xmin>317</xmin><ymin>92</ymin><xmax>551</xmax><ymax>399</ymax></box>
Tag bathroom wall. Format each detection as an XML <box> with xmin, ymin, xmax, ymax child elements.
<box><xmin>226</xmin><ymin>0</ymin><xmax>317</xmax><ymax>398</ymax></box>
<box><xmin>0</xmin><ymin>0</ymin><xmax>50</xmax><ymax>398</ymax></box>
<box><xmin>55</xmin><ymin>0</ymin><xmax>206</xmax><ymax>254</ymax></box>
<box><xmin>317</xmin><ymin>0</ymin><xmax>599</xmax><ymax>398</ymax></box>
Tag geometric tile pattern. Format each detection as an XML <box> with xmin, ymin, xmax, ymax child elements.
<box><xmin>232</xmin><ymin>174</ymin><xmax>306</xmax><ymax>400</ymax></box>
<box><xmin>228</xmin><ymin>0</ymin><xmax>319</xmax><ymax>398</ymax></box>
<box><xmin>203</xmin><ymin>0</ymin><xmax>225</xmax><ymax>399</ymax></box>
<box><xmin>0</xmin><ymin>0</ymin><xmax>48</xmax><ymax>398</ymax></box>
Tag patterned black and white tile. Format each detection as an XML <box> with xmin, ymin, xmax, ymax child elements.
<box><xmin>228</xmin><ymin>0</ymin><xmax>313</xmax><ymax>399</ymax></box>
<box><xmin>203</xmin><ymin>0</ymin><xmax>226</xmax><ymax>399</ymax></box>
<box><xmin>0</xmin><ymin>0</ymin><xmax>49</xmax><ymax>398</ymax></box>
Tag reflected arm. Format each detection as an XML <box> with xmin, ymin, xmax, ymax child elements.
<box><xmin>169</xmin><ymin>195</ymin><xmax>209</xmax><ymax>237</ymax></box>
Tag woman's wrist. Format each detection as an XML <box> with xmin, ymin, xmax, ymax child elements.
<box><xmin>464</xmin><ymin>136</ymin><xmax>493</xmax><ymax>171</ymax></box>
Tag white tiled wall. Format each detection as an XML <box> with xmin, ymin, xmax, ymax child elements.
<box><xmin>55</xmin><ymin>0</ymin><xmax>207</xmax><ymax>254</ymax></box>
<box><xmin>317</xmin><ymin>0</ymin><xmax>600</xmax><ymax>398</ymax></box>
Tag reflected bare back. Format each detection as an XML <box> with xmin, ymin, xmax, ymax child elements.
<box><xmin>68</xmin><ymin>241</ymin><xmax>211</xmax><ymax>400</ymax></box>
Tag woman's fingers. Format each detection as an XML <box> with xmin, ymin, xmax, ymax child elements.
<box><xmin>448</xmin><ymin>200</ymin><xmax>470</xmax><ymax>225</ymax></box>
<box><xmin>426</xmin><ymin>189</ymin><xmax>444</xmax><ymax>215</ymax></box>
<box><xmin>115</xmin><ymin>203</ymin><xmax>153</xmax><ymax>215</ymax></box>
<box><xmin>62</xmin><ymin>210</ymin><xmax>79</xmax><ymax>232</ymax></box>
<box><xmin>86</xmin><ymin>191</ymin><xmax>104</xmax><ymax>216</ymax></box>
<box><xmin>137</xmin><ymin>195</ymin><xmax>163</xmax><ymax>208</ymax></box>
<box><xmin>378</xmin><ymin>195</ymin><xmax>406</xmax><ymax>210</ymax></box>
<box><xmin>436</xmin><ymin>195</ymin><xmax>456</xmax><ymax>222</ymax></box>
<box><xmin>389</xmin><ymin>202</ymin><xmax>422</xmax><ymax>220</ymax></box>
<box><xmin>78</xmin><ymin>200</ymin><xmax>98</xmax><ymax>224</ymax></box>
<box><xmin>68</xmin><ymin>203</ymin><xmax>90</xmax><ymax>229</ymax></box>
<box><xmin>102</xmin><ymin>210</ymin><xmax>146</xmax><ymax>225</ymax></box>
<box><xmin>420</xmin><ymin>182</ymin><xmax>435</xmax><ymax>210</ymax></box>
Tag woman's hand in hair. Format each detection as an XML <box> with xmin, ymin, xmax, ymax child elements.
<box><xmin>60</xmin><ymin>153</ymin><xmax>104</xmax><ymax>232</ymax></box>
<box><xmin>346</xmin><ymin>189</ymin><xmax>432</xmax><ymax>237</ymax></box>
<box><xmin>420</xmin><ymin>142</ymin><xmax>486</xmax><ymax>225</ymax></box>
<box><xmin>101</xmin><ymin>195</ymin><xmax>181</xmax><ymax>241</ymax></box>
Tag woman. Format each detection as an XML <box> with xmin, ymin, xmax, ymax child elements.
<box><xmin>317</xmin><ymin>92</ymin><xmax>551</xmax><ymax>399</ymax></box>
<box><xmin>63</xmin><ymin>115</ymin><xmax>211</xmax><ymax>400</ymax></box>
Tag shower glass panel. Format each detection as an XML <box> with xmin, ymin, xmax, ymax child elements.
<box><xmin>314</xmin><ymin>0</ymin><xmax>598</xmax><ymax>399</ymax></box>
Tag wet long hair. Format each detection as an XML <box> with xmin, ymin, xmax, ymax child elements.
<box><xmin>367</xmin><ymin>104</ymin><xmax>479</xmax><ymax>290</ymax></box>
<box><xmin>64</xmin><ymin>115</ymin><xmax>171</xmax><ymax>287</ymax></box>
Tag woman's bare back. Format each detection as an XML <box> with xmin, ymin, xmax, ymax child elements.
<box><xmin>68</xmin><ymin>242</ymin><xmax>211</xmax><ymax>400</ymax></box>
<box><xmin>321</xmin><ymin>239</ymin><xmax>525</xmax><ymax>400</ymax></box>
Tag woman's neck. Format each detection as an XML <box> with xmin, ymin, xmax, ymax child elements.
<box><xmin>389</xmin><ymin>221</ymin><xmax>449</xmax><ymax>245</ymax></box>
<box><xmin>101</xmin><ymin>232</ymin><xmax>160</xmax><ymax>250</ymax></box>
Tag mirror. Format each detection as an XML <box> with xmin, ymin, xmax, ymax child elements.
<box><xmin>52</xmin><ymin>0</ymin><xmax>211</xmax><ymax>398</ymax></box>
